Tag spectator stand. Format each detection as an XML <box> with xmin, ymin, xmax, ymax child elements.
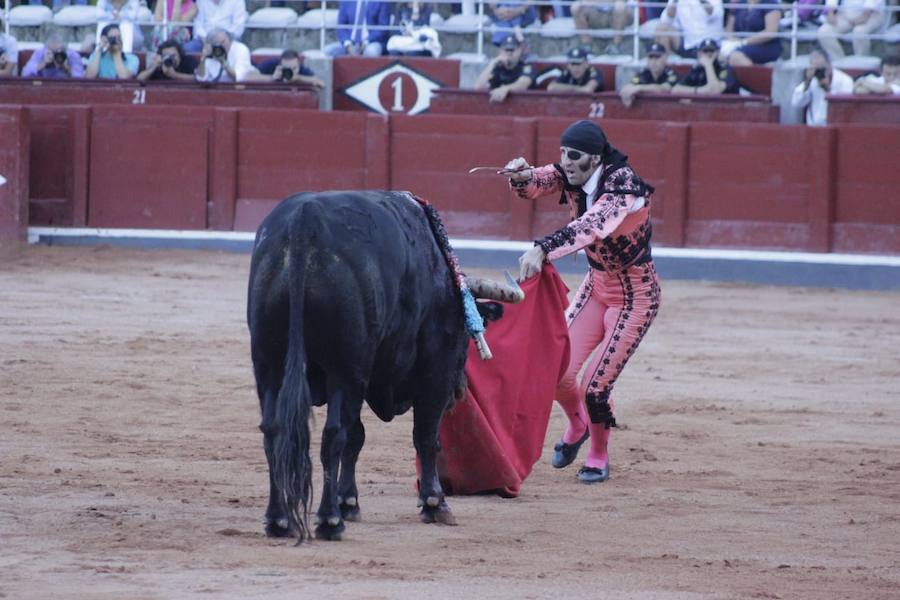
<box><xmin>0</xmin><ymin>74</ymin><xmax>320</xmax><ymax>108</ymax></box>
<box><xmin>3</xmin><ymin>1</ymin><xmax>899</xmax><ymax>60</ymax></box>
<box><xmin>429</xmin><ymin>87</ymin><xmax>778</xmax><ymax>121</ymax></box>
<box><xmin>7</xmin><ymin>1</ymin><xmax>897</xmax><ymax>65</ymax></box>
<box><xmin>827</xmin><ymin>93</ymin><xmax>900</xmax><ymax>124</ymax></box>
<box><xmin>529</xmin><ymin>58</ymin><xmax>618</xmax><ymax>90</ymax></box>
<box><xmin>613</xmin><ymin>62</ymin><xmax>774</xmax><ymax>95</ymax></box>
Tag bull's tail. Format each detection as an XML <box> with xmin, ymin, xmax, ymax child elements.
<box><xmin>272</xmin><ymin>207</ymin><xmax>315</xmax><ymax>542</ymax></box>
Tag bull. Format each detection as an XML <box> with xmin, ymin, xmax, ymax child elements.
<box><xmin>247</xmin><ymin>190</ymin><xmax>523</xmax><ymax>541</ymax></box>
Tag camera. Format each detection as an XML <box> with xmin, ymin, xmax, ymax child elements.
<box><xmin>162</xmin><ymin>55</ymin><xmax>176</xmax><ymax>68</ymax></box>
<box><xmin>107</xmin><ymin>36</ymin><xmax>119</xmax><ymax>47</ymax></box>
<box><xmin>54</xmin><ymin>50</ymin><xmax>68</xmax><ymax>64</ymax></box>
<box><xmin>813</xmin><ymin>67</ymin><xmax>827</xmax><ymax>81</ymax></box>
<box><xmin>280</xmin><ymin>67</ymin><xmax>294</xmax><ymax>81</ymax></box>
<box><xmin>211</xmin><ymin>44</ymin><xmax>226</xmax><ymax>59</ymax></box>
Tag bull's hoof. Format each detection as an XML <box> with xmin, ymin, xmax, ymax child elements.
<box><xmin>419</xmin><ymin>500</ymin><xmax>457</xmax><ymax>526</ymax></box>
<box><xmin>264</xmin><ymin>517</ymin><xmax>292</xmax><ymax>538</ymax></box>
<box><xmin>340</xmin><ymin>497</ymin><xmax>361</xmax><ymax>522</ymax></box>
<box><xmin>314</xmin><ymin>519</ymin><xmax>345</xmax><ymax>541</ymax></box>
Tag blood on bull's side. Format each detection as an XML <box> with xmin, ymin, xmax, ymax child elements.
<box><xmin>247</xmin><ymin>190</ymin><xmax>523</xmax><ymax>541</ymax></box>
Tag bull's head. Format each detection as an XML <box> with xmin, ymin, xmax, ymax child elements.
<box><xmin>465</xmin><ymin>271</ymin><xmax>524</xmax><ymax>361</ymax></box>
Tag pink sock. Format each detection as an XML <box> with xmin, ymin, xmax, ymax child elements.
<box><xmin>584</xmin><ymin>421</ymin><xmax>611</xmax><ymax>469</ymax></box>
<box><xmin>557</xmin><ymin>397</ymin><xmax>589</xmax><ymax>445</ymax></box>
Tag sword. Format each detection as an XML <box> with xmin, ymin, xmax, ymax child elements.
<box><xmin>467</xmin><ymin>166</ymin><xmax>531</xmax><ymax>175</ymax></box>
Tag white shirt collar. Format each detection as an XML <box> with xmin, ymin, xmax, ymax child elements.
<box><xmin>582</xmin><ymin>164</ymin><xmax>603</xmax><ymax>208</ymax></box>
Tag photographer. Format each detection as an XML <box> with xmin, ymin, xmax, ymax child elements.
<box><xmin>791</xmin><ymin>47</ymin><xmax>853</xmax><ymax>126</ymax></box>
<box><xmin>194</xmin><ymin>27</ymin><xmax>254</xmax><ymax>83</ymax></box>
<box><xmin>0</xmin><ymin>30</ymin><xmax>18</xmax><ymax>77</ymax></box>
<box><xmin>22</xmin><ymin>32</ymin><xmax>85</xmax><ymax>79</ymax></box>
<box><xmin>138</xmin><ymin>40</ymin><xmax>198</xmax><ymax>82</ymax></box>
<box><xmin>85</xmin><ymin>23</ymin><xmax>139</xmax><ymax>80</ymax></box>
<box><xmin>247</xmin><ymin>50</ymin><xmax>324</xmax><ymax>88</ymax></box>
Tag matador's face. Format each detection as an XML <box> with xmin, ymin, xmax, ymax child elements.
<box><xmin>560</xmin><ymin>146</ymin><xmax>601</xmax><ymax>187</ymax></box>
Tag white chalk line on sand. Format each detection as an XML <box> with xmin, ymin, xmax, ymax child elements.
<box><xmin>27</xmin><ymin>227</ymin><xmax>900</xmax><ymax>268</ymax></box>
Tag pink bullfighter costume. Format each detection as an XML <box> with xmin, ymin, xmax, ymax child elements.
<box><xmin>511</xmin><ymin>122</ymin><xmax>661</xmax><ymax>483</ymax></box>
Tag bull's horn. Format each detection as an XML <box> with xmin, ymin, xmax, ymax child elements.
<box><xmin>467</xmin><ymin>272</ymin><xmax>525</xmax><ymax>303</ymax></box>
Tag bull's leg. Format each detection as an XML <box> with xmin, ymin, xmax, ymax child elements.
<box><xmin>337</xmin><ymin>416</ymin><xmax>365</xmax><ymax>522</ymax></box>
<box><xmin>315</xmin><ymin>380</ymin><xmax>351</xmax><ymax>541</ymax></box>
<box><xmin>413</xmin><ymin>394</ymin><xmax>457</xmax><ymax>526</ymax></box>
<box><xmin>254</xmin><ymin>358</ymin><xmax>291</xmax><ymax>538</ymax></box>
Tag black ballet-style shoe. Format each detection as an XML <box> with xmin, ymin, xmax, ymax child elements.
<box><xmin>577</xmin><ymin>464</ymin><xmax>610</xmax><ymax>484</ymax></box>
<box><xmin>551</xmin><ymin>429</ymin><xmax>590</xmax><ymax>469</ymax></box>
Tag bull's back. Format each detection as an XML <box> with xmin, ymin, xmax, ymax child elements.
<box><xmin>249</xmin><ymin>191</ymin><xmax>455</xmax><ymax>381</ymax></box>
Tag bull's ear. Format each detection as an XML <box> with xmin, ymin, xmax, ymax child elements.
<box><xmin>475</xmin><ymin>301</ymin><xmax>504</xmax><ymax>324</ymax></box>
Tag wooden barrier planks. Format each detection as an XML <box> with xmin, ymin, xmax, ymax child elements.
<box><xmin>429</xmin><ymin>89</ymin><xmax>779</xmax><ymax>123</ymax></box>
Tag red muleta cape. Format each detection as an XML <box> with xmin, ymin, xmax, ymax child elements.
<box><xmin>436</xmin><ymin>265</ymin><xmax>570</xmax><ymax>497</ymax></box>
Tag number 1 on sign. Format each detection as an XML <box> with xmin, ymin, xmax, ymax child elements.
<box><xmin>391</xmin><ymin>77</ymin><xmax>404</xmax><ymax>112</ymax></box>
<box><xmin>132</xmin><ymin>89</ymin><xmax>146</xmax><ymax>105</ymax></box>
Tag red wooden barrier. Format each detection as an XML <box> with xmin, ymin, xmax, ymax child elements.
<box><xmin>390</xmin><ymin>114</ymin><xmax>538</xmax><ymax>239</ymax></box>
<box><xmin>826</xmin><ymin>94</ymin><xmax>900</xmax><ymax>125</ymax></box>
<box><xmin>89</xmin><ymin>105</ymin><xmax>213</xmax><ymax>229</ymax></box>
<box><xmin>0</xmin><ymin>79</ymin><xmax>319</xmax><ymax>109</ymax></box>
<box><xmin>429</xmin><ymin>89</ymin><xmax>779</xmax><ymax>123</ymax></box>
<box><xmin>833</xmin><ymin>124</ymin><xmax>900</xmax><ymax>253</ymax></box>
<box><xmin>231</xmin><ymin>110</ymin><xmax>382</xmax><ymax>230</ymax></box>
<box><xmin>8</xmin><ymin>103</ymin><xmax>900</xmax><ymax>254</ymax></box>
<box><xmin>0</xmin><ymin>106</ymin><xmax>30</xmax><ymax>241</ymax></box>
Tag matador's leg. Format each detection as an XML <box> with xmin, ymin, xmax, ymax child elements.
<box><xmin>555</xmin><ymin>270</ymin><xmax>608</xmax><ymax>445</ymax></box>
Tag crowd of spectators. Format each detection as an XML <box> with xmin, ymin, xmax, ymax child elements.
<box><xmin>1</xmin><ymin>0</ymin><xmax>895</xmax><ymax>60</ymax></box>
<box><xmin>0</xmin><ymin>0</ymin><xmax>897</xmax><ymax>126</ymax></box>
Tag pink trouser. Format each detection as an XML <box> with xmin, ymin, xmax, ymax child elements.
<box><xmin>556</xmin><ymin>261</ymin><xmax>661</xmax><ymax>440</ymax></box>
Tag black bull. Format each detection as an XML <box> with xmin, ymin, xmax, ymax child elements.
<box><xmin>247</xmin><ymin>190</ymin><xmax>522</xmax><ymax>541</ymax></box>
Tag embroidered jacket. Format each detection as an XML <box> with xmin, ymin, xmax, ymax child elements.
<box><xmin>511</xmin><ymin>163</ymin><xmax>655</xmax><ymax>273</ymax></box>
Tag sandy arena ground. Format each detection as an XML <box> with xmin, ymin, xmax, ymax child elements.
<box><xmin>1</xmin><ymin>245</ymin><xmax>899</xmax><ymax>600</ymax></box>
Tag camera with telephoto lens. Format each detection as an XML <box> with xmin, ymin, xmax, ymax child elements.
<box><xmin>162</xmin><ymin>55</ymin><xmax>176</xmax><ymax>68</ymax></box>
<box><xmin>54</xmin><ymin>50</ymin><xmax>68</xmax><ymax>64</ymax></box>
<box><xmin>107</xmin><ymin>35</ymin><xmax>119</xmax><ymax>47</ymax></box>
<box><xmin>211</xmin><ymin>44</ymin><xmax>226</xmax><ymax>59</ymax></box>
<box><xmin>813</xmin><ymin>67</ymin><xmax>827</xmax><ymax>81</ymax></box>
<box><xmin>280</xmin><ymin>67</ymin><xmax>294</xmax><ymax>81</ymax></box>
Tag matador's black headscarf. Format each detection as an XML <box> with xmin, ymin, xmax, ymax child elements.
<box><xmin>560</xmin><ymin>120</ymin><xmax>608</xmax><ymax>156</ymax></box>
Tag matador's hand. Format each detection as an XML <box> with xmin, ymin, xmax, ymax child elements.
<box><xmin>503</xmin><ymin>157</ymin><xmax>532</xmax><ymax>182</ymax></box>
<box><xmin>518</xmin><ymin>245</ymin><xmax>545</xmax><ymax>281</ymax></box>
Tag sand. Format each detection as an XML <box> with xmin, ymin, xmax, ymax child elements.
<box><xmin>1</xmin><ymin>245</ymin><xmax>898</xmax><ymax>599</ymax></box>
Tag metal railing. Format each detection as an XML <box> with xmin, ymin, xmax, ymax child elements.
<box><xmin>2</xmin><ymin>0</ymin><xmax>898</xmax><ymax>62</ymax></box>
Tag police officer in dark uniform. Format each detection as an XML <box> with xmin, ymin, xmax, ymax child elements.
<box><xmin>547</xmin><ymin>47</ymin><xmax>604</xmax><ymax>93</ymax></box>
<box><xmin>672</xmin><ymin>38</ymin><xmax>739</xmax><ymax>95</ymax></box>
<box><xmin>474</xmin><ymin>34</ymin><xmax>535</xmax><ymax>103</ymax></box>
<box><xmin>619</xmin><ymin>42</ymin><xmax>679</xmax><ymax>106</ymax></box>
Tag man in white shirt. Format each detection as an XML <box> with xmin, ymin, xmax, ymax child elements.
<box><xmin>791</xmin><ymin>49</ymin><xmax>854</xmax><ymax>126</ymax></box>
<box><xmin>817</xmin><ymin>0</ymin><xmax>886</xmax><ymax>58</ymax></box>
<box><xmin>655</xmin><ymin>0</ymin><xmax>724</xmax><ymax>58</ymax></box>
<box><xmin>194</xmin><ymin>27</ymin><xmax>255</xmax><ymax>83</ymax></box>
<box><xmin>185</xmin><ymin>0</ymin><xmax>248</xmax><ymax>53</ymax></box>
<box><xmin>853</xmin><ymin>54</ymin><xmax>900</xmax><ymax>95</ymax></box>
<box><xmin>0</xmin><ymin>31</ymin><xmax>19</xmax><ymax>77</ymax></box>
